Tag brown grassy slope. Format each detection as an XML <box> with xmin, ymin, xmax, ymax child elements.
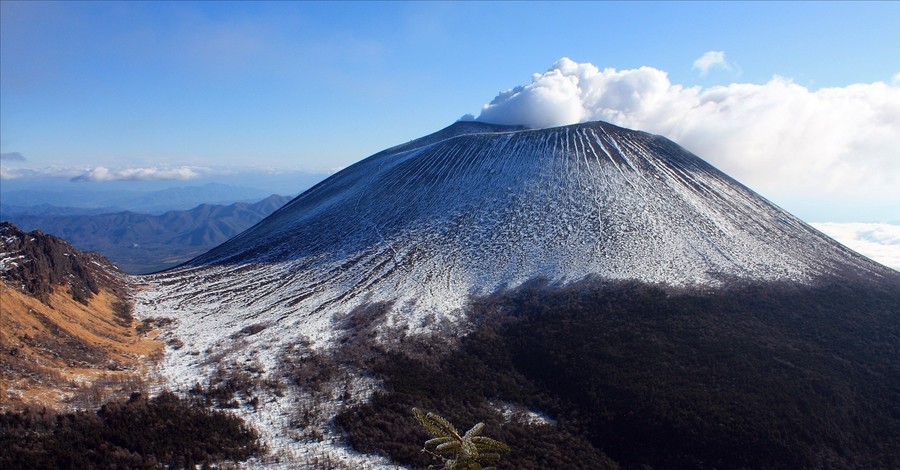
<box><xmin>0</xmin><ymin>222</ymin><xmax>164</xmax><ymax>410</ymax></box>
<box><xmin>0</xmin><ymin>283</ymin><xmax>164</xmax><ymax>409</ymax></box>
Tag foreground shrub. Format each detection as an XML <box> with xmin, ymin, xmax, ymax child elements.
<box><xmin>413</xmin><ymin>407</ymin><xmax>510</xmax><ymax>469</ymax></box>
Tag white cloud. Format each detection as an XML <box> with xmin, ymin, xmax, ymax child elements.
<box><xmin>0</xmin><ymin>166</ymin><xmax>82</xmax><ymax>180</ymax></box>
<box><xmin>71</xmin><ymin>166</ymin><xmax>206</xmax><ymax>182</ymax></box>
<box><xmin>810</xmin><ymin>222</ymin><xmax>900</xmax><ymax>271</ymax></box>
<box><xmin>0</xmin><ymin>166</ymin><xmax>20</xmax><ymax>180</ymax></box>
<box><xmin>692</xmin><ymin>51</ymin><xmax>731</xmax><ymax>75</ymax></box>
<box><xmin>476</xmin><ymin>58</ymin><xmax>900</xmax><ymax>202</ymax></box>
<box><xmin>0</xmin><ymin>164</ymin><xmax>330</xmax><ymax>182</ymax></box>
<box><xmin>0</xmin><ymin>165</ymin><xmax>200</xmax><ymax>182</ymax></box>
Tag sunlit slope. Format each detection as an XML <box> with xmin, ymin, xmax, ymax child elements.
<box><xmin>0</xmin><ymin>222</ymin><xmax>163</xmax><ymax>409</ymax></box>
<box><xmin>0</xmin><ymin>285</ymin><xmax>162</xmax><ymax>409</ymax></box>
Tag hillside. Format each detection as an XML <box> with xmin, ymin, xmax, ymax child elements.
<box><xmin>0</xmin><ymin>222</ymin><xmax>163</xmax><ymax>410</ymax></box>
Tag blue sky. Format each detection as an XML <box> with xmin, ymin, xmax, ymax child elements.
<box><xmin>1</xmin><ymin>1</ymin><xmax>899</xmax><ymax>224</ymax></box>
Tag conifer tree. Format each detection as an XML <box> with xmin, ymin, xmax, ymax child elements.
<box><xmin>413</xmin><ymin>407</ymin><xmax>510</xmax><ymax>470</ymax></box>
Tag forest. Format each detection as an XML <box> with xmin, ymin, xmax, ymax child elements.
<box><xmin>0</xmin><ymin>391</ymin><xmax>262</xmax><ymax>469</ymax></box>
<box><xmin>335</xmin><ymin>277</ymin><xmax>900</xmax><ymax>469</ymax></box>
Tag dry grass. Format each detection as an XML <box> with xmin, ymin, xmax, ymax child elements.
<box><xmin>0</xmin><ymin>282</ymin><xmax>164</xmax><ymax>410</ymax></box>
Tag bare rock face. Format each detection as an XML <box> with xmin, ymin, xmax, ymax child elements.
<box><xmin>0</xmin><ymin>222</ymin><xmax>123</xmax><ymax>304</ymax></box>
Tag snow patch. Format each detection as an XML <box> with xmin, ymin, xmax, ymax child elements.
<box><xmin>491</xmin><ymin>401</ymin><xmax>556</xmax><ymax>427</ymax></box>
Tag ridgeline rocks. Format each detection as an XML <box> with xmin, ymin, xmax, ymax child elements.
<box><xmin>0</xmin><ymin>221</ymin><xmax>122</xmax><ymax>305</ymax></box>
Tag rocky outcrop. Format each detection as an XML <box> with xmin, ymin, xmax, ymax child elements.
<box><xmin>0</xmin><ymin>222</ymin><xmax>123</xmax><ymax>305</ymax></box>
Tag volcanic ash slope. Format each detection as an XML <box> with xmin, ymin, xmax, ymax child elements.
<box><xmin>140</xmin><ymin>120</ymin><xmax>887</xmax><ymax>345</ymax></box>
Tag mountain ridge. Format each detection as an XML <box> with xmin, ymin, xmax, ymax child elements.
<box><xmin>0</xmin><ymin>182</ymin><xmax>280</xmax><ymax>215</ymax></box>
<box><xmin>0</xmin><ymin>222</ymin><xmax>122</xmax><ymax>304</ymax></box>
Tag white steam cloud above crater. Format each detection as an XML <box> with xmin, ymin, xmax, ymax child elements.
<box><xmin>475</xmin><ymin>58</ymin><xmax>900</xmax><ymax>202</ymax></box>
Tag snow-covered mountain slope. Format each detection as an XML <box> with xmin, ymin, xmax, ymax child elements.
<box><xmin>146</xmin><ymin>120</ymin><xmax>889</xmax><ymax>331</ymax></box>
<box><xmin>134</xmin><ymin>120</ymin><xmax>895</xmax><ymax>466</ymax></box>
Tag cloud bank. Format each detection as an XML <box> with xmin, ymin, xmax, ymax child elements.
<box><xmin>0</xmin><ymin>164</ymin><xmax>329</xmax><ymax>183</ymax></box>
<box><xmin>0</xmin><ymin>166</ymin><xmax>194</xmax><ymax>182</ymax></box>
<box><xmin>811</xmin><ymin>222</ymin><xmax>900</xmax><ymax>271</ymax></box>
<box><xmin>0</xmin><ymin>161</ymin><xmax>209</xmax><ymax>182</ymax></box>
<box><xmin>71</xmin><ymin>166</ymin><xmax>206</xmax><ymax>182</ymax></box>
<box><xmin>0</xmin><ymin>166</ymin><xmax>82</xmax><ymax>181</ymax></box>
<box><xmin>476</xmin><ymin>58</ymin><xmax>900</xmax><ymax>201</ymax></box>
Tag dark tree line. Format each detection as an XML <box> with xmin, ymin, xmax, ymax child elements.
<box><xmin>0</xmin><ymin>391</ymin><xmax>262</xmax><ymax>469</ymax></box>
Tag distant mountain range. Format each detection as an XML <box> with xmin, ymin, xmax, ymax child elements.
<box><xmin>2</xmin><ymin>194</ymin><xmax>291</xmax><ymax>274</ymax></box>
<box><xmin>0</xmin><ymin>182</ymin><xmax>284</xmax><ymax>215</ymax></box>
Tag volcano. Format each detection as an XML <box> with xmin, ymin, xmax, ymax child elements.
<box><xmin>153</xmin><ymin>121</ymin><xmax>888</xmax><ymax>331</ymax></box>
<box><xmin>136</xmin><ymin>121</ymin><xmax>900</xmax><ymax>469</ymax></box>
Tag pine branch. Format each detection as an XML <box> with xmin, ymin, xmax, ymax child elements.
<box><xmin>412</xmin><ymin>407</ymin><xmax>510</xmax><ymax>470</ymax></box>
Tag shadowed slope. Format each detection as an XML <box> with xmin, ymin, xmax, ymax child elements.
<box><xmin>336</xmin><ymin>277</ymin><xmax>900</xmax><ymax>469</ymax></box>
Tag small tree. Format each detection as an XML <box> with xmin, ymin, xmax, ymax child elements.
<box><xmin>413</xmin><ymin>407</ymin><xmax>510</xmax><ymax>470</ymax></box>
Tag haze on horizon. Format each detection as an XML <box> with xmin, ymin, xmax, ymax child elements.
<box><xmin>1</xmin><ymin>1</ymin><xmax>898</xmax><ymax>267</ymax></box>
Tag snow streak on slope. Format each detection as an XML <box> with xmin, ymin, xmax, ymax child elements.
<box><xmin>133</xmin><ymin>120</ymin><xmax>892</xmax><ymax>466</ymax></box>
